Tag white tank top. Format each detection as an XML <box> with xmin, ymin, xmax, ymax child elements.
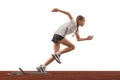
<box><xmin>54</xmin><ymin>19</ymin><xmax>77</xmax><ymax>37</ymax></box>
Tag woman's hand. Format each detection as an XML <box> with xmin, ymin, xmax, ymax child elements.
<box><xmin>52</xmin><ymin>8</ymin><xmax>60</xmax><ymax>12</ymax></box>
<box><xmin>86</xmin><ymin>35</ymin><xmax>94</xmax><ymax>40</ymax></box>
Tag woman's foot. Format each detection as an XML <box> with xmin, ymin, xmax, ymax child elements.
<box><xmin>36</xmin><ymin>65</ymin><xmax>46</xmax><ymax>73</ymax></box>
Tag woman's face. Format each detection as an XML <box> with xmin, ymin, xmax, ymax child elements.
<box><xmin>79</xmin><ymin>19</ymin><xmax>85</xmax><ymax>26</ymax></box>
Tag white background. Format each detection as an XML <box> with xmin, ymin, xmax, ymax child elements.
<box><xmin>0</xmin><ymin>0</ymin><xmax>120</xmax><ymax>71</ymax></box>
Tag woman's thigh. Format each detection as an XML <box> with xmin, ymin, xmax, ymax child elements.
<box><xmin>58</xmin><ymin>38</ymin><xmax>74</xmax><ymax>47</ymax></box>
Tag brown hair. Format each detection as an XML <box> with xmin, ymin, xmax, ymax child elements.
<box><xmin>75</xmin><ymin>15</ymin><xmax>84</xmax><ymax>33</ymax></box>
<box><xmin>72</xmin><ymin>15</ymin><xmax>84</xmax><ymax>37</ymax></box>
<box><xmin>76</xmin><ymin>15</ymin><xmax>84</xmax><ymax>27</ymax></box>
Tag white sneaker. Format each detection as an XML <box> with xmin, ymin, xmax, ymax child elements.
<box><xmin>52</xmin><ymin>54</ymin><xmax>61</xmax><ymax>64</ymax></box>
<box><xmin>36</xmin><ymin>65</ymin><xmax>46</xmax><ymax>73</ymax></box>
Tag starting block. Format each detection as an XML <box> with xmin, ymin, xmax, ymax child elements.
<box><xmin>8</xmin><ymin>67</ymin><xmax>48</xmax><ymax>75</ymax></box>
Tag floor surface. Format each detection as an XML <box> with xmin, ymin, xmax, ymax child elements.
<box><xmin>0</xmin><ymin>71</ymin><xmax>120</xmax><ymax>80</ymax></box>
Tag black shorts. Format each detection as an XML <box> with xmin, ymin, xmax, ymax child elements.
<box><xmin>52</xmin><ymin>34</ymin><xmax>64</xmax><ymax>43</ymax></box>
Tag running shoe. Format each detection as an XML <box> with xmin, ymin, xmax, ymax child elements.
<box><xmin>52</xmin><ymin>54</ymin><xmax>61</xmax><ymax>64</ymax></box>
<box><xmin>36</xmin><ymin>65</ymin><xmax>46</xmax><ymax>73</ymax></box>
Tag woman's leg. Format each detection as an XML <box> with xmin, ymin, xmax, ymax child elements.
<box><xmin>44</xmin><ymin>43</ymin><xmax>60</xmax><ymax>66</ymax></box>
<box><xmin>58</xmin><ymin>38</ymin><xmax>75</xmax><ymax>54</ymax></box>
<box><xmin>43</xmin><ymin>38</ymin><xmax>74</xmax><ymax>66</ymax></box>
<box><xmin>51</xmin><ymin>38</ymin><xmax>75</xmax><ymax>64</ymax></box>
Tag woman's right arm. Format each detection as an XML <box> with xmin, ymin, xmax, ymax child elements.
<box><xmin>52</xmin><ymin>8</ymin><xmax>73</xmax><ymax>20</ymax></box>
<box><xmin>75</xmin><ymin>32</ymin><xmax>94</xmax><ymax>41</ymax></box>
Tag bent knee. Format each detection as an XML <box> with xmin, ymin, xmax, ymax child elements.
<box><xmin>71</xmin><ymin>45</ymin><xmax>75</xmax><ymax>50</ymax></box>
